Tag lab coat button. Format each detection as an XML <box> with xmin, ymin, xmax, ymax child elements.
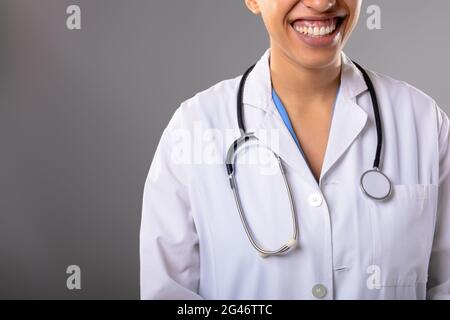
<box><xmin>308</xmin><ymin>192</ymin><xmax>323</xmax><ymax>207</ymax></box>
<box><xmin>312</xmin><ymin>284</ymin><xmax>327</xmax><ymax>298</ymax></box>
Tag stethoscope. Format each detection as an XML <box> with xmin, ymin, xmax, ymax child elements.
<box><xmin>225</xmin><ymin>61</ymin><xmax>393</xmax><ymax>258</ymax></box>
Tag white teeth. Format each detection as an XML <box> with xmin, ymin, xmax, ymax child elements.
<box><xmin>313</xmin><ymin>26</ymin><xmax>320</xmax><ymax>36</ymax></box>
<box><xmin>294</xmin><ymin>23</ymin><xmax>337</xmax><ymax>37</ymax></box>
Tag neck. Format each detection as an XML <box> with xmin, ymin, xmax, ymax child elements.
<box><xmin>269</xmin><ymin>46</ymin><xmax>342</xmax><ymax>111</ymax></box>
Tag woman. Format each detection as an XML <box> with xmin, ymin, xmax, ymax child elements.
<box><xmin>140</xmin><ymin>0</ymin><xmax>450</xmax><ymax>299</ymax></box>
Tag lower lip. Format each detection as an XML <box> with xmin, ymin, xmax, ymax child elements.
<box><xmin>291</xmin><ymin>19</ymin><xmax>344</xmax><ymax>48</ymax></box>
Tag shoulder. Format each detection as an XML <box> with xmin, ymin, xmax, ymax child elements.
<box><xmin>164</xmin><ymin>75</ymin><xmax>242</xmax><ymax>133</ymax></box>
<box><xmin>367</xmin><ymin>69</ymin><xmax>445</xmax><ymax>131</ymax></box>
<box><xmin>368</xmin><ymin>70</ymin><xmax>437</xmax><ymax>112</ymax></box>
<box><xmin>367</xmin><ymin>69</ymin><xmax>449</xmax><ymax>157</ymax></box>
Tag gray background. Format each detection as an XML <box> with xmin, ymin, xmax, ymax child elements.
<box><xmin>0</xmin><ymin>0</ymin><xmax>448</xmax><ymax>299</ymax></box>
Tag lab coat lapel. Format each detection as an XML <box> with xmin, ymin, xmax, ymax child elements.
<box><xmin>319</xmin><ymin>54</ymin><xmax>369</xmax><ymax>183</ymax></box>
<box><xmin>255</xmin><ymin>109</ymin><xmax>318</xmax><ymax>185</ymax></box>
<box><xmin>242</xmin><ymin>49</ymin><xmax>316</xmax><ymax>184</ymax></box>
<box><xmin>319</xmin><ymin>93</ymin><xmax>368</xmax><ymax>183</ymax></box>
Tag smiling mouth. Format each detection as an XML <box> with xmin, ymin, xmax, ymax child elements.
<box><xmin>291</xmin><ymin>16</ymin><xmax>346</xmax><ymax>37</ymax></box>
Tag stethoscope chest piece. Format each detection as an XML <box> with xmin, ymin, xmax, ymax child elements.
<box><xmin>360</xmin><ymin>168</ymin><xmax>392</xmax><ymax>201</ymax></box>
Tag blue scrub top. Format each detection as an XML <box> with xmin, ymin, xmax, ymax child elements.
<box><xmin>271</xmin><ymin>87</ymin><xmax>341</xmax><ymax>157</ymax></box>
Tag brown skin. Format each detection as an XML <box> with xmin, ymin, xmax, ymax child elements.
<box><xmin>244</xmin><ymin>0</ymin><xmax>362</xmax><ymax>183</ymax></box>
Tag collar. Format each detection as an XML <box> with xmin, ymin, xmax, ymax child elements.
<box><xmin>242</xmin><ymin>48</ymin><xmax>369</xmax><ymax>112</ymax></box>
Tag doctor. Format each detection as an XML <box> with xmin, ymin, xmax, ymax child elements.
<box><xmin>140</xmin><ymin>0</ymin><xmax>450</xmax><ymax>300</ymax></box>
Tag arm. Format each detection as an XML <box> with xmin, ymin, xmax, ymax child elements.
<box><xmin>140</xmin><ymin>110</ymin><xmax>202</xmax><ymax>299</ymax></box>
<box><xmin>427</xmin><ymin>105</ymin><xmax>450</xmax><ymax>300</ymax></box>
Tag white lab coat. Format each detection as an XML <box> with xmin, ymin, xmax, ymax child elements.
<box><xmin>140</xmin><ymin>49</ymin><xmax>450</xmax><ymax>300</ymax></box>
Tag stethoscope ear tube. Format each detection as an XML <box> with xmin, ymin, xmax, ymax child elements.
<box><xmin>352</xmin><ymin>61</ymin><xmax>383</xmax><ymax>170</ymax></box>
<box><xmin>238</xmin><ymin>61</ymin><xmax>385</xmax><ymax>174</ymax></box>
<box><xmin>352</xmin><ymin>61</ymin><xmax>393</xmax><ymax>201</ymax></box>
<box><xmin>236</xmin><ymin>64</ymin><xmax>257</xmax><ymax>133</ymax></box>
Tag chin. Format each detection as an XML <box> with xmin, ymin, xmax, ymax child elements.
<box><xmin>291</xmin><ymin>48</ymin><xmax>342</xmax><ymax>70</ymax></box>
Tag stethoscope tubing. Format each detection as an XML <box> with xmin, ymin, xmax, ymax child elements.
<box><xmin>228</xmin><ymin>59</ymin><xmax>390</xmax><ymax>257</ymax></box>
<box><xmin>236</xmin><ymin>61</ymin><xmax>383</xmax><ymax>170</ymax></box>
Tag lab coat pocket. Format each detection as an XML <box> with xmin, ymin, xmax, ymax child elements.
<box><xmin>368</xmin><ymin>184</ymin><xmax>438</xmax><ymax>287</ymax></box>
